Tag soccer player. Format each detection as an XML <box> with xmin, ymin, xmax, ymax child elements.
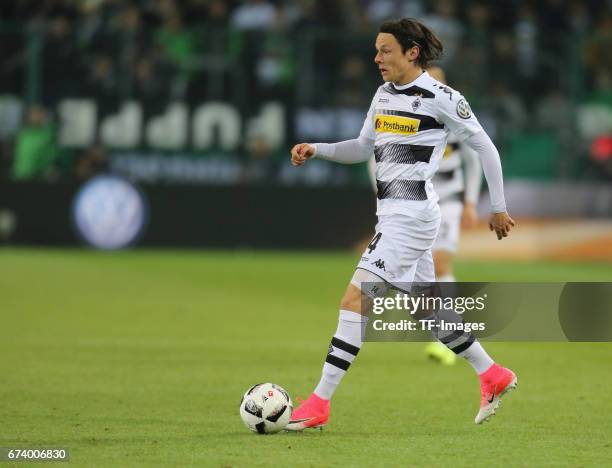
<box><xmin>366</xmin><ymin>66</ymin><xmax>480</xmax><ymax>367</ymax></box>
<box><xmin>287</xmin><ymin>18</ymin><xmax>516</xmax><ymax>430</ymax></box>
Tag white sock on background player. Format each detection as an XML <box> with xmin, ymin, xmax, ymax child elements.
<box><xmin>314</xmin><ymin>310</ymin><xmax>367</xmax><ymax>400</ymax></box>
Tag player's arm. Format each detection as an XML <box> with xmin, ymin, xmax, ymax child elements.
<box><xmin>290</xmin><ymin>137</ymin><xmax>374</xmax><ymax>166</ymax></box>
<box><xmin>463</xmin><ymin>131</ymin><xmax>514</xmax><ymax>239</ymax></box>
<box><xmin>291</xmin><ymin>89</ymin><xmax>378</xmax><ymax>167</ymax></box>
<box><xmin>436</xmin><ymin>93</ymin><xmax>514</xmax><ymax>240</ymax></box>
<box><xmin>459</xmin><ymin>143</ymin><xmax>481</xmax><ymax>229</ymax></box>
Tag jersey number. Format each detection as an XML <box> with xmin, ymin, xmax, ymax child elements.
<box><xmin>367</xmin><ymin>232</ymin><xmax>382</xmax><ymax>254</ymax></box>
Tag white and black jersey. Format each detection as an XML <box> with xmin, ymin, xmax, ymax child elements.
<box><xmin>313</xmin><ymin>70</ymin><xmax>506</xmax><ymax>218</ymax></box>
<box><xmin>368</xmin><ymin>73</ymin><xmax>482</xmax><ymax>219</ymax></box>
<box><xmin>315</xmin><ymin>71</ymin><xmax>486</xmax><ymax>220</ymax></box>
<box><xmin>311</xmin><ymin>70</ymin><xmax>507</xmax><ymax>285</ymax></box>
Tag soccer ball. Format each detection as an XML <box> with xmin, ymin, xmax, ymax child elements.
<box><xmin>239</xmin><ymin>383</ymin><xmax>293</xmax><ymax>434</ymax></box>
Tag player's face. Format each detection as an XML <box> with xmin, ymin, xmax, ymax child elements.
<box><xmin>374</xmin><ymin>33</ymin><xmax>418</xmax><ymax>84</ymax></box>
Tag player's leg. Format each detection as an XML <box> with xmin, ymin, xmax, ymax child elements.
<box><xmin>426</xmin><ymin>247</ymin><xmax>458</xmax><ymax>365</ymax></box>
<box><xmin>432</xmin><ymin>200</ymin><xmax>463</xmax><ymax>282</ymax></box>
<box><xmin>313</xmin><ymin>274</ymin><xmax>377</xmax><ymax>401</ymax></box>
<box><xmin>414</xmin><ymin>249</ymin><xmax>489</xmax><ymax>370</ymax></box>
<box><xmin>288</xmin><ymin>216</ymin><xmax>412</xmax><ymax>431</ymax></box>
<box><xmin>412</xmin><ymin>251</ymin><xmax>518</xmax><ymax>424</ymax></box>
<box><xmin>286</xmin><ymin>269</ymin><xmax>386</xmax><ymax>431</ymax></box>
<box><xmin>427</xmin><ymin>201</ymin><xmax>463</xmax><ymax>362</ymax></box>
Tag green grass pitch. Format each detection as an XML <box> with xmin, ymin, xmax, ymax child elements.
<box><xmin>1</xmin><ymin>248</ymin><xmax>611</xmax><ymax>467</ymax></box>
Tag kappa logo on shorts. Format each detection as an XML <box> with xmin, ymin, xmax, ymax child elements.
<box><xmin>372</xmin><ymin>259</ymin><xmax>386</xmax><ymax>271</ymax></box>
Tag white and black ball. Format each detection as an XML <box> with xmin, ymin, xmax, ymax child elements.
<box><xmin>239</xmin><ymin>383</ymin><xmax>293</xmax><ymax>434</ymax></box>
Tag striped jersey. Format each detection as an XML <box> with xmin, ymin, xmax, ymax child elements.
<box><xmin>360</xmin><ymin>71</ymin><xmax>483</xmax><ymax>220</ymax></box>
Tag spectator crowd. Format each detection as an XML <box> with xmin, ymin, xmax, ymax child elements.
<box><xmin>0</xmin><ymin>0</ymin><xmax>610</xmax><ymax>182</ymax></box>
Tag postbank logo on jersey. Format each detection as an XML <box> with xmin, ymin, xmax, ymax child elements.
<box><xmin>374</xmin><ymin>114</ymin><xmax>420</xmax><ymax>135</ymax></box>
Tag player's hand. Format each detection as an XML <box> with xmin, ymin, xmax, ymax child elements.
<box><xmin>489</xmin><ymin>212</ymin><xmax>515</xmax><ymax>240</ymax></box>
<box><xmin>461</xmin><ymin>202</ymin><xmax>478</xmax><ymax>229</ymax></box>
<box><xmin>290</xmin><ymin>143</ymin><xmax>315</xmax><ymax>166</ymax></box>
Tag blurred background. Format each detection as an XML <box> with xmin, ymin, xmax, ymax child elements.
<box><xmin>1</xmin><ymin>4</ymin><xmax>612</xmax><ymax>462</ymax></box>
<box><xmin>0</xmin><ymin>0</ymin><xmax>611</xmax><ymax>260</ymax></box>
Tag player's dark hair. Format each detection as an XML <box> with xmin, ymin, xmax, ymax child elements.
<box><xmin>379</xmin><ymin>18</ymin><xmax>443</xmax><ymax>68</ymax></box>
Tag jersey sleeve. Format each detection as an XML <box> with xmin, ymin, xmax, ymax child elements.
<box><xmin>435</xmin><ymin>89</ymin><xmax>483</xmax><ymax>142</ymax></box>
<box><xmin>459</xmin><ymin>142</ymin><xmax>482</xmax><ymax>205</ymax></box>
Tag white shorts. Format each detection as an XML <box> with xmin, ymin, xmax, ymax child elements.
<box><xmin>433</xmin><ymin>200</ymin><xmax>463</xmax><ymax>253</ymax></box>
<box><xmin>357</xmin><ymin>213</ymin><xmax>440</xmax><ymax>288</ymax></box>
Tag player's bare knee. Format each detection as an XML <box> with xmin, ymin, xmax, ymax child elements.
<box><xmin>341</xmin><ymin>268</ymin><xmax>390</xmax><ymax>314</ymax></box>
<box><xmin>340</xmin><ymin>284</ymin><xmax>363</xmax><ymax>313</ymax></box>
